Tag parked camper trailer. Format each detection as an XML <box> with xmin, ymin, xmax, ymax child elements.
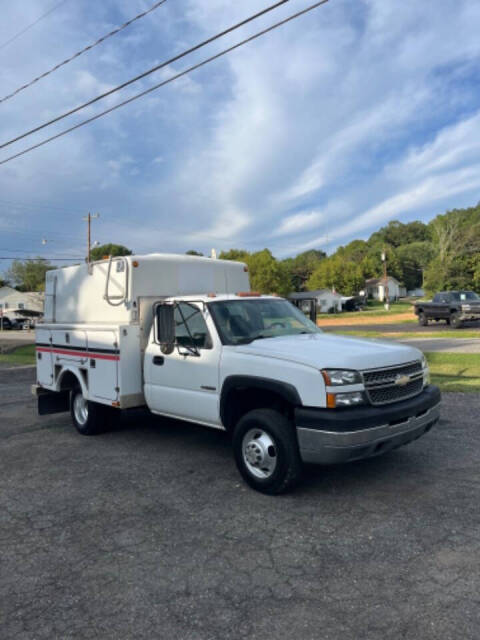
<box><xmin>34</xmin><ymin>253</ymin><xmax>441</xmax><ymax>494</ymax></box>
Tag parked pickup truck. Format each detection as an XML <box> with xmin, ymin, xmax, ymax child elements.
<box><xmin>415</xmin><ymin>291</ymin><xmax>480</xmax><ymax>328</ymax></box>
<box><xmin>34</xmin><ymin>254</ymin><xmax>441</xmax><ymax>494</ymax></box>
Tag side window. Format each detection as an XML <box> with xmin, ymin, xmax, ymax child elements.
<box><xmin>174</xmin><ymin>303</ymin><xmax>212</xmax><ymax>350</ymax></box>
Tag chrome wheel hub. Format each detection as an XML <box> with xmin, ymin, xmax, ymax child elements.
<box><xmin>242</xmin><ymin>428</ymin><xmax>277</xmax><ymax>479</ymax></box>
<box><xmin>73</xmin><ymin>393</ymin><xmax>88</xmax><ymax>426</ymax></box>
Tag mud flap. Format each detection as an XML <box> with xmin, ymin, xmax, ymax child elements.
<box><xmin>38</xmin><ymin>390</ymin><xmax>70</xmax><ymax>415</ymax></box>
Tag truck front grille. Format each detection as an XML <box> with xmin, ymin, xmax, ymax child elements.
<box><xmin>362</xmin><ymin>361</ymin><xmax>424</xmax><ymax>406</ymax></box>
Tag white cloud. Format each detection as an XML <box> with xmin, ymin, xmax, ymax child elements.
<box><xmin>1</xmin><ymin>0</ymin><xmax>480</xmax><ymax>269</ymax></box>
<box><xmin>274</xmin><ymin>210</ymin><xmax>324</xmax><ymax>236</ymax></box>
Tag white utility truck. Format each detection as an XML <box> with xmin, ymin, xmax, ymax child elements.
<box><xmin>34</xmin><ymin>253</ymin><xmax>441</xmax><ymax>494</ymax></box>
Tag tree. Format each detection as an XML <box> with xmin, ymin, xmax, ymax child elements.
<box><xmin>245</xmin><ymin>250</ymin><xmax>291</xmax><ymax>296</ymax></box>
<box><xmin>6</xmin><ymin>259</ymin><xmax>54</xmax><ymax>291</ymax></box>
<box><xmin>396</xmin><ymin>242</ymin><xmax>433</xmax><ymax>290</ymax></box>
<box><xmin>424</xmin><ymin>205</ymin><xmax>480</xmax><ymax>292</ymax></box>
<box><xmin>218</xmin><ymin>249</ymin><xmax>250</xmax><ymax>262</ymax></box>
<box><xmin>282</xmin><ymin>249</ymin><xmax>326</xmax><ymax>291</ymax></box>
<box><xmin>185</xmin><ymin>250</ymin><xmax>204</xmax><ymax>256</ymax></box>
<box><xmin>307</xmin><ymin>256</ymin><xmax>363</xmax><ymax>295</ymax></box>
<box><xmin>90</xmin><ymin>243</ymin><xmax>132</xmax><ymax>261</ymax></box>
<box><xmin>369</xmin><ymin>220</ymin><xmax>430</xmax><ymax>248</ymax></box>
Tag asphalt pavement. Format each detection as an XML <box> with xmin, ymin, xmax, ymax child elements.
<box><xmin>1</xmin><ymin>366</ymin><xmax>480</xmax><ymax>640</ymax></box>
<box><xmin>322</xmin><ymin>320</ymin><xmax>480</xmax><ymax>333</ymax></box>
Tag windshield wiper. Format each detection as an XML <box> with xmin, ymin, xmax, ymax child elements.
<box><xmin>234</xmin><ymin>334</ymin><xmax>274</xmax><ymax>345</ymax></box>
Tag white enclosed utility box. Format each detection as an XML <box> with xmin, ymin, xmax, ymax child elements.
<box><xmin>44</xmin><ymin>253</ymin><xmax>249</xmax><ymax>325</ymax></box>
<box><xmin>37</xmin><ymin>253</ymin><xmax>249</xmax><ymax>409</ymax></box>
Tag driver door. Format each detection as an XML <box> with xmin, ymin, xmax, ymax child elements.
<box><xmin>144</xmin><ymin>302</ymin><xmax>221</xmax><ymax>426</ymax></box>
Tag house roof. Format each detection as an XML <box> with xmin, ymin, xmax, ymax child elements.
<box><xmin>365</xmin><ymin>277</ymin><xmax>402</xmax><ymax>286</ymax></box>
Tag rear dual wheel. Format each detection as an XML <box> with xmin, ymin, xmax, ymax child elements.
<box><xmin>70</xmin><ymin>386</ymin><xmax>115</xmax><ymax>435</ymax></box>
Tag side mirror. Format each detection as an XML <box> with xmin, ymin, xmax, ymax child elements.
<box><xmin>157</xmin><ymin>304</ymin><xmax>175</xmax><ymax>354</ymax></box>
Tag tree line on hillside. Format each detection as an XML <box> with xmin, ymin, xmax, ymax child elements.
<box><xmin>2</xmin><ymin>204</ymin><xmax>480</xmax><ymax>295</ymax></box>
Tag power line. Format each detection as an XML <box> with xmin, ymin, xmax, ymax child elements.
<box><xmin>0</xmin><ymin>0</ymin><xmax>292</xmax><ymax>151</ymax></box>
<box><xmin>0</xmin><ymin>256</ymin><xmax>82</xmax><ymax>261</ymax></box>
<box><xmin>0</xmin><ymin>197</ymin><xmax>84</xmax><ymax>214</ymax></box>
<box><xmin>0</xmin><ymin>0</ymin><xmax>168</xmax><ymax>105</ymax></box>
<box><xmin>0</xmin><ymin>0</ymin><xmax>70</xmax><ymax>52</ymax></box>
<box><xmin>0</xmin><ymin>225</ymin><xmax>92</xmax><ymax>242</ymax></box>
<box><xmin>0</xmin><ymin>0</ymin><xmax>330</xmax><ymax>166</ymax></box>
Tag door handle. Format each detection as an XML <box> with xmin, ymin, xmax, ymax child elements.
<box><xmin>153</xmin><ymin>355</ymin><xmax>165</xmax><ymax>366</ymax></box>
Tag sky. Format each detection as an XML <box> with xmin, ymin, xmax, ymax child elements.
<box><xmin>1</xmin><ymin>0</ymin><xmax>480</xmax><ymax>273</ymax></box>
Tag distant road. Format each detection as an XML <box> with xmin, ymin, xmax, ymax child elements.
<box><xmin>398</xmin><ymin>338</ymin><xmax>480</xmax><ymax>353</ymax></box>
<box><xmin>0</xmin><ymin>330</ymin><xmax>35</xmax><ymax>354</ymax></box>
<box><xmin>323</xmin><ymin>321</ymin><xmax>480</xmax><ymax>334</ymax></box>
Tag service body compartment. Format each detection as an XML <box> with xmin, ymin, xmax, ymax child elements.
<box><xmin>36</xmin><ymin>328</ymin><xmax>53</xmax><ymax>387</ymax></box>
<box><xmin>86</xmin><ymin>330</ymin><xmax>120</xmax><ymax>402</ymax></box>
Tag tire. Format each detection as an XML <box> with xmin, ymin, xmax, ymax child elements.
<box><xmin>70</xmin><ymin>386</ymin><xmax>110</xmax><ymax>435</ymax></box>
<box><xmin>450</xmin><ymin>312</ymin><xmax>463</xmax><ymax>329</ymax></box>
<box><xmin>232</xmin><ymin>409</ymin><xmax>303</xmax><ymax>495</ymax></box>
<box><xmin>418</xmin><ymin>312</ymin><xmax>428</xmax><ymax>326</ymax></box>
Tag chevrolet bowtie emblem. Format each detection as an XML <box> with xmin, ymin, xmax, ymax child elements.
<box><xmin>395</xmin><ymin>374</ymin><xmax>411</xmax><ymax>386</ymax></box>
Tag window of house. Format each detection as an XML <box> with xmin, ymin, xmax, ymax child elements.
<box><xmin>18</xmin><ymin>303</ymin><xmax>25</xmax><ymax>310</ymax></box>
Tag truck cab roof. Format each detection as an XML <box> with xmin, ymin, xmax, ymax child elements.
<box><xmin>165</xmin><ymin>293</ymin><xmax>278</xmax><ymax>304</ymax></box>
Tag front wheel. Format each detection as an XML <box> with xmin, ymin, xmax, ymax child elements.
<box><xmin>70</xmin><ymin>387</ymin><xmax>110</xmax><ymax>435</ymax></box>
<box><xmin>450</xmin><ymin>312</ymin><xmax>463</xmax><ymax>329</ymax></box>
<box><xmin>232</xmin><ymin>409</ymin><xmax>302</xmax><ymax>495</ymax></box>
<box><xmin>418</xmin><ymin>312</ymin><xmax>428</xmax><ymax>326</ymax></box>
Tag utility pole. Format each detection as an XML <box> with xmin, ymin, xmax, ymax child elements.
<box><xmin>381</xmin><ymin>247</ymin><xmax>389</xmax><ymax>310</ymax></box>
<box><xmin>83</xmin><ymin>212</ymin><xmax>100</xmax><ymax>263</ymax></box>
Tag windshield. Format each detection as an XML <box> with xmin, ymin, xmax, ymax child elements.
<box><xmin>208</xmin><ymin>298</ymin><xmax>321</xmax><ymax>345</ymax></box>
<box><xmin>451</xmin><ymin>291</ymin><xmax>480</xmax><ymax>301</ymax></box>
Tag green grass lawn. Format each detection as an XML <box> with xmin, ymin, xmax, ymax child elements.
<box><xmin>351</xmin><ymin>301</ymin><xmax>413</xmax><ymax>317</ymax></box>
<box><xmin>426</xmin><ymin>353</ymin><xmax>480</xmax><ymax>392</ymax></box>
<box><xmin>0</xmin><ymin>344</ymin><xmax>36</xmax><ymax>366</ymax></box>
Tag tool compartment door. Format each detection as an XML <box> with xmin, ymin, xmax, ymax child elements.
<box><xmin>36</xmin><ymin>328</ymin><xmax>53</xmax><ymax>387</ymax></box>
<box><xmin>87</xmin><ymin>331</ymin><xmax>119</xmax><ymax>402</ymax></box>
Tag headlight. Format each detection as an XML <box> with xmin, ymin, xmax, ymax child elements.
<box><xmin>321</xmin><ymin>369</ymin><xmax>362</xmax><ymax>386</ymax></box>
<box><xmin>421</xmin><ymin>355</ymin><xmax>430</xmax><ymax>387</ymax></box>
<box><xmin>327</xmin><ymin>391</ymin><xmax>365</xmax><ymax>408</ymax></box>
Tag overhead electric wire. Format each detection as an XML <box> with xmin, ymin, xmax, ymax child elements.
<box><xmin>0</xmin><ymin>0</ymin><xmax>168</xmax><ymax>105</ymax></box>
<box><xmin>0</xmin><ymin>256</ymin><xmax>82</xmax><ymax>261</ymax></box>
<box><xmin>0</xmin><ymin>0</ymin><xmax>70</xmax><ymax>52</ymax></box>
<box><xmin>0</xmin><ymin>0</ymin><xmax>293</xmax><ymax>151</ymax></box>
<box><xmin>0</xmin><ymin>0</ymin><xmax>330</xmax><ymax>166</ymax></box>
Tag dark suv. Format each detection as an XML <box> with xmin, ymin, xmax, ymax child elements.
<box><xmin>415</xmin><ymin>291</ymin><xmax>480</xmax><ymax>328</ymax></box>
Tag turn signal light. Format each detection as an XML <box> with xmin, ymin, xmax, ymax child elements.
<box><xmin>326</xmin><ymin>393</ymin><xmax>336</xmax><ymax>408</ymax></box>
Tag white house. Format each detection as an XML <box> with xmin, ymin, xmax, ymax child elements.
<box><xmin>365</xmin><ymin>277</ymin><xmax>406</xmax><ymax>302</ymax></box>
<box><xmin>289</xmin><ymin>289</ymin><xmax>343</xmax><ymax>313</ymax></box>
<box><xmin>0</xmin><ymin>286</ymin><xmax>44</xmax><ymax>314</ymax></box>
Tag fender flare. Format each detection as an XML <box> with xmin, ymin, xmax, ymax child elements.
<box><xmin>220</xmin><ymin>375</ymin><xmax>302</xmax><ymax>428</ymax></box>
<box><xmin>55</xmin><ymin>366</ymin><xmax>88</xmax><ymax>398</ymax></box>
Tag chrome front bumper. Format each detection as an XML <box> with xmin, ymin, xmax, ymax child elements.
<box><xmin>296</xmin><ymin>400</ymin><xmax>440</xmax><ymax>465</ymax></box>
